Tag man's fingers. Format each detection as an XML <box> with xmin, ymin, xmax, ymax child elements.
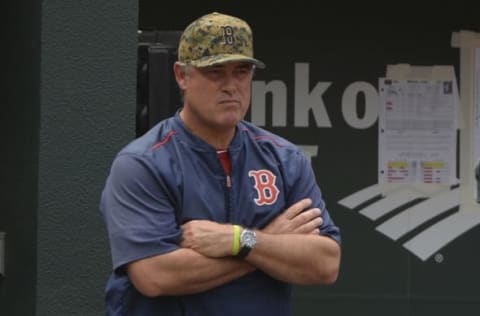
<box><xmin>294</xmin><ymin>216</ymin><xmax>323</xmax><ymax>234</ymax></box>
<box><xmin>283</xmin><ymin>198</ymin><xmax>312</xmax><ymax>219</ymax></box>
<box><xmin>291</xmin><ymin>208</ymin><xmax>321</xmax><ymax>225</ymax></box>
<box><xmin>263</xmin><ymin>200</ymin><xmax>321</xmax><ymax>234</ymax></box>
<box><xmin>302</xmin><ymin>208</ymin><xmax>321</xmax><ymax>221</ymax></box>
<box><xmin>291</xmin><ymin>209</ymin><xmax>323</xmax><ymax>233</ymax></box>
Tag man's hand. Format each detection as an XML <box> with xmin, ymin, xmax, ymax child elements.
<box><xmin>262</xmin><ymin>198</ymin><xmax>322</xmax><ymax>235</ymax></box>
<box><xmin>181</xmin><ymin>220</ymin><xmax>234</xmax><ymax>258</ymax></box>
<box><xmin>181</xmin><ymin>198</ymin><xmax>323</xmax><ymax>258</ymax></box>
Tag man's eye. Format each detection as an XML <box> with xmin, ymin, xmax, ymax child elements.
<box><xmin>204</xmin><ymin>68</ymin><xmax>222</xmax><ymax>76</ymax></box>
<box><xmin>204</xmin><ymin>67</ymin><xmax>221</xmax><ymax>72</ymax></box>
<box><xmin>236</xmin><ymin>69</ymin><xmax>251</xmax><ymax>75</ymax></box>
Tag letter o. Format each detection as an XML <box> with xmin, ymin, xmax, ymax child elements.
<box><xmin>341</xmin><ymin>81</ymin><xmax>378</xmax><ymax>129</ymax></box>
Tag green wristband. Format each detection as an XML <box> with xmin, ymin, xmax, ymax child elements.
<box><xmin>232</xmin><ymin>225</ymin><xmax>241</xmax><ymax>256</ymax></box>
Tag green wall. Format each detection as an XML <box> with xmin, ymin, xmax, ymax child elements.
<box><xmin>36</xmin><ymin>1</ymin><xmax>137</xmax><ymax>315</ymax></box>
<box><xmin>0</xmin><ymin>0</ymin><xmax>40</xmax><ymax>314</ymax></box>
<box><xmin>1</xmin><ymin>0</ymin><xmax>137</xmax><ymax>315</ymax></box>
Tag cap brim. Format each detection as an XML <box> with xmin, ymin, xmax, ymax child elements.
<box><xmin>189</xmin><ymin>54</ymin><xmax>265</xmax><ymax>69</ymax></box>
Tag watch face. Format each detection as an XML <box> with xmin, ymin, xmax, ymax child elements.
<box><xmin>242</xmin><ymin>230</ymin><xmax>256</xmax><ymax>248</ymax></box>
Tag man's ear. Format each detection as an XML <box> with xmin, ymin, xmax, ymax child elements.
<box><xmin>173</xmin><ymin>62</ymin><xmax>187</xmax><ymax>90</ymax></box>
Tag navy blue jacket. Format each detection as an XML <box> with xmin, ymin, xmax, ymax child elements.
<box><xmin>100</xmin><ymin>112</ymin><xmax>341</xmax><ymax>316</ymax></box>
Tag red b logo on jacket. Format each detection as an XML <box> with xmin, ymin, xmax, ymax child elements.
<box><xmin>248</xmin><ymin>170</ymin><xmax>280</xmax><ymax>205</ymax></box>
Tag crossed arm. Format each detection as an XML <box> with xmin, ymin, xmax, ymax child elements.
<box><xmin>127</xmin><ymin>198</ymin><xmax>341</xmax><ymax>297</ymax></box>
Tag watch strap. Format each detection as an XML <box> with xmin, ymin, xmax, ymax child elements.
<box><xmin>237</xmin><ymin>228</ymin><xmax>256</xmax><ymax>259</ymax></box>
<box><xmin>237</xmin><ymin>245</ymin><xmax>252</xmax><ymax>259</ymax></box>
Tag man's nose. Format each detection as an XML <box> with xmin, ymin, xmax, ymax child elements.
<box><xmin>220</xmin><ymin>72</ymin><xmax>238</xmax><ymax>91</ymax></box>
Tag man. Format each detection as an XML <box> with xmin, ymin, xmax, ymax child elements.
<box><xmin>100</xmin><ymin>11</ymin><xmax>341</xmax><ymax>316</ymax></box>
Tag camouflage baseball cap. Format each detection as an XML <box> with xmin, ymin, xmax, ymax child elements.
<box><xmin>178</xmin><ymin>12</ymin><xmax>265</xmax><ymax>68</ymax></box>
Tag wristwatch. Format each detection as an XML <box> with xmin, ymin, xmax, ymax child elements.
<box><xmin>238</xmin><ymin>228</ymin><xmax>257</xmax><ymax>259</ymax></box>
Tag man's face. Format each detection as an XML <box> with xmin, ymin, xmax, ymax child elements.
<box><xmin>178</xmin><ymin>61</ymin><xmax>255</xmax><ymax>132</ymax></box>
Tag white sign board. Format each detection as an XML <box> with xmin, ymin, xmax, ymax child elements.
<box><xmin>378</xmin><ymin>78</ymin><xmax>458</xmax><ymax>186</ymax></box>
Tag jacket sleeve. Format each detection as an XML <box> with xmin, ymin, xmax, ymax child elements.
<box><xmin>100</xmin><ymin>153</ymin><xmax>181</xmax><ymax>272</ymax></box>
<box><xmin>283</xmin><ymin>148</ymin><xmax>341</xmax><ymax>245</ymax></box>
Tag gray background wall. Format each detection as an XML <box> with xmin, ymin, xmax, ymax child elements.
<box><xmin>1</xmin><ymin>1</ymin><xmax>480</xmax><ymax>315</ymax></box>
<box><xmin>36</xmin><ymin>1</ymin><xmax>137</xmax><ymax>315</ymax></box>
<box><xmin>1</xmin><ymin>0</ymin><xmax>40</xmax><ymax>314</ymax></box>
<box><xmin>1</xmin><ymin>0</ymin><xmax>137</xmax><ymax>315</ymax></box>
